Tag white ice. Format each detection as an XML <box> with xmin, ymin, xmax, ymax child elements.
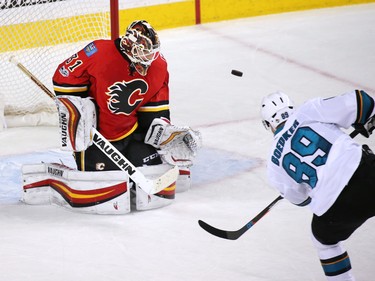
<box><xmin>1</xmin><ymin>4</ymin><xmax>375</xmax><ymax>281</ymax></box>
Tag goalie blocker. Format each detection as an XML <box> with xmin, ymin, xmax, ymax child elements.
<box><xmin>56</xmin><ymin>95</ymin><xmax>97</xmax><ymax>152</ymax></box>
<box><xmin>22</xmin><ymin>163</ymin><xmax>177</xmax><ymax>214</ymax></box>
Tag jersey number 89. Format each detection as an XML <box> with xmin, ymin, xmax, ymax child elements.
<box><xmin>282</xmin><ymin>127</ymin><xmax>332</xmax><ymax>188</ymax></box>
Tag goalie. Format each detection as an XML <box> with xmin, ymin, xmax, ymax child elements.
<box><xmin>23</xmin><ymin>20</ymin><xmax>201</xmax><ymax>214</ymax></box>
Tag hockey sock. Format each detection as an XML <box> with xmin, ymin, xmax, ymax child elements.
<box><xmin>320</xmin><ymin>251</ymin><xmax>352</xmax><ymax>279</ymax></box>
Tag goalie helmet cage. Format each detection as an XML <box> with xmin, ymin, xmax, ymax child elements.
<box><xmin>0</xmin><ymin>0</ymin><xmax>119</xmax><ymax>127</ymax></box>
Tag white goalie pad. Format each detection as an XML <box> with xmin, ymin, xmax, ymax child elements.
<box><xmin>176</xmin><ymin>167</ymin><xmax>191</xmax><ymax>193</ymax></box>
<box><xmin>135</xmin><ymin>164</ymin><xmax>176</xmax><ymax>210</ymax></box>
<box><xmin>22</xmin><ymin>163</ymin><xmax>130</xmax><ymax>215</ymax></box>
<box><xmin>144</xmin><ymin>118</ymin><xmax>202</xmax><ymax>167</ymax></box>
<box><xmin>56</xmin><ymin>96</ymin><xmax>97</xmax><ymax>152</ymax></box>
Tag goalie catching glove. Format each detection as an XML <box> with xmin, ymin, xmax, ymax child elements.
<box><xmin>145</xmin><ymin>118</ymin><xmax>202</xmax><ymax>166</ymax></box>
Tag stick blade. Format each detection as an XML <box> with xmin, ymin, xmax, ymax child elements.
<box><xmin>149</xmin><ymin>165</ymin><xmax>179</xmax><ymax>194</ymax></box>
<box><xmin>198</xmin><ymin>220</ymin><xmax>243</xmax><ymax>240</ymax></box>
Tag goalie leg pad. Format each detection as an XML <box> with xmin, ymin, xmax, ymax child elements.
<box><xmin>135</xmin><ymin>184</ymin><xmax>175</xmax><ymax>211</ymax></box>
<box><xmin>135</xmin><ymin>164</ymin><xmax>176</xmax><ymax>210</ymax></box>
<box><xmin>176</xmin><ymin>167</ymin><xmax>191</xmax><ymax>193</ymax></box>
<box><xmin>22</xmin><ymin>163</ymin><xmax>130</xmax><ymax>215</ymax></box>
<box><xmin>22</xmin><ymin>164</ymin><xmax>52</xmax><ymax>205</ymax></box>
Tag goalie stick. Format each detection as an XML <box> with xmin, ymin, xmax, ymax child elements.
<box><xmin>9</xmin><ymin>56</ymin><xmax>179</xmax><ymax>195</ymax></box>
<box><xmin>9</xmin><ymin>56</ymin><xmax>56</xmax><ymax>100</ymax></box>
<box><xmin>91</xmin><ymin>127</ymin><xmax>178</xmax><ymax>194</ymax></box>
<box><xmin>199</xmin><ymin>129</ymin><xmax>360</xmax><ymax>240</ymax></box>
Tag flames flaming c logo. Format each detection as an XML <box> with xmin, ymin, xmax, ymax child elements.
<box><xmin>106</xmin><ymin>79</ymin><xmax>148</xmax><ymax>115</ymax></box>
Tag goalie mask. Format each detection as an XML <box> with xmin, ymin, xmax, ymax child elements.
<box><xmin>120</xmin><ymin>20</ymin><xmax>160</xmax><ymax>76</ymax></box>
<box><xmin>261</xmin><ymin>91</ymin><xmax>295</xmax><ymax>132</ymax></box>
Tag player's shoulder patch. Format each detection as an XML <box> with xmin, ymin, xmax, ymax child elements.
<box><xmin>84</xmin><ymin>42</ymin><xmax>98</xmax><ymax>57</ymax></box>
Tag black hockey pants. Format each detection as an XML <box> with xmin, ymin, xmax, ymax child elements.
<box><xmin>311</xmin><ymin>145</ymin><xmax>375</xmax><ymax>245</ymax></box>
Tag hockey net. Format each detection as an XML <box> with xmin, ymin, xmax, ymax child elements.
<box><xmin>0</xmin><ymin>0</ymin><xmax>116</xmax><ymax>128</ymax></box>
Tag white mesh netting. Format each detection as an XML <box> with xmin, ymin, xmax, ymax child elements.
<box><xmin>0</xmin><ymin>0</ymin><xmax>111</xmax><ymax>126</ymax></box>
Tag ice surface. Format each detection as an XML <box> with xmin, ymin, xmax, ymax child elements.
<box><xmin>1</xmin><ymin>4</ymin><xmax>375</xmax><ymax>281</ymax></box>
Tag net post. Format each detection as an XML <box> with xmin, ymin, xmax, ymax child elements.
<box><xmin>110</xmin><ymin>0</ymin><xmax>119</xmax><ymax>40</ymax></box>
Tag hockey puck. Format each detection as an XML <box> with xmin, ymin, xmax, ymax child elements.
<box><xmin>231</xmin><ymin>70</ymin><xmax>243</xmax><ymax>77</ymax></box>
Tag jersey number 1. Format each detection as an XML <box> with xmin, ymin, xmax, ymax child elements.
<box><xmin>282</xmin><ymin>127</ymin><xmax>332</xmax><ymax>188</ymax></box>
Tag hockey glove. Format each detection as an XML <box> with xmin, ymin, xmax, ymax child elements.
<box><xmin>353</xmin><ymin>116</ymin><xmax>375</xmax><ymax>138</ymax></box>
<box><xmin>145</xmin><ymin>117</ymin><xmax>202</xmax><ymax>167</ymax></box>
<box><xmin>56</xmin><ymin>96</ymin><xmax>97</xmax><ymax>151</ymax></box>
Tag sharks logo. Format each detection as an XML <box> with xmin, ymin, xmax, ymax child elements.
<box><xmin>106</xmin><ymin>79</ymin><xmax>148</xmax><ymax>115</ymax></box>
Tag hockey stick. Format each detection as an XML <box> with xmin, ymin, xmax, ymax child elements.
<box><xmin>198</xmin><ymin>195</ymin><xmax>284</xmax><ymax>240</ymax></box>
<box><xmin>349</xmin><ymin>130</ymin><xmax>358</xmax><ymax>138</ymax></box>
<box><xmin>9</xmin><ymin>56</ymin><xmax>179</xmax><ymax>194</ymax></box>
<box><xmin>91</xmin><ymin>127</ymin><xmax>178</xmax><ymax>194</ymax></box>
<box><xmin>199</xmin><ymin>129</ymin><xmax>360</xmax><ymax>240</ymax></box>
<box><xmin>9</xmin><ymin>56</ymin><xmax>56</xmax><ymax>100</ymax></box>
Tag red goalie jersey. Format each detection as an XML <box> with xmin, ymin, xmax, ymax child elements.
<box><xmin>52</xmin><ymin>39</ymin><xmax>170</xmax><ymax>141</ymax></box>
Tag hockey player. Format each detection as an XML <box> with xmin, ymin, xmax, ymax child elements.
<box><xmin>45</xmin><ymin>20</ymin><xmax>201</xmax><ymax>212</ymax></box>
<box><xmin>260</xmin><ymin>90</ymin><xmax>375</xmax><ymax>281</ymax></box>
